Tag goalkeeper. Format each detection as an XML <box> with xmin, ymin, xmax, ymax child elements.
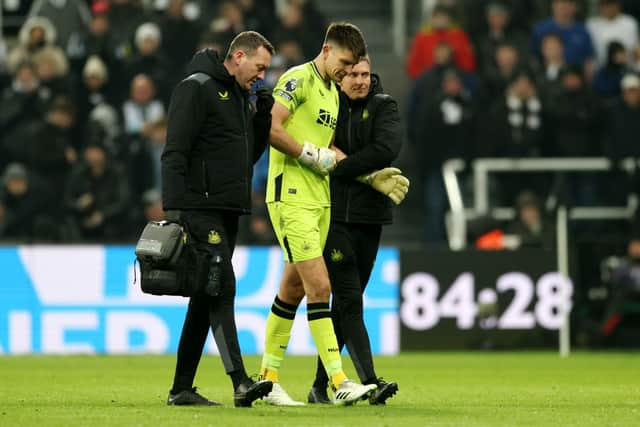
<box><xmin>259</xmin><ymin>22</ymin><xmax>383</xmax><ymax>406</ymax></box>
<box><xmin>307</xmin><ymin>56</ymin><xmax>407</xmax><ymax>405</ymax></box>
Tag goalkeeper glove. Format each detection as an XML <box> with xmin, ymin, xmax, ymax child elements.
<box><xmin>297</xmin><ymin>141</ymin><xmax>337</xmax><ymax>175</ymax></box>
<box><xmin>357</xmin><ymin>167</ymin><xmax>410</xmax><ymax>205</ymax></box>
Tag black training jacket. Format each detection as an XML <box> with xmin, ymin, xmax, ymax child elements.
<box><xmin>330</xmin><ymin>74</ymin><xmax>402</xmax><ymax>225</ymax></box>
<box><xmin>161</xmin><ymin>49</ymin><xmax>270</xmax><ymax>213</ymax></box>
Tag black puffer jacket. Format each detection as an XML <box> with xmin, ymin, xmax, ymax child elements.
<box><xmin>330</xmin><ymin>74</ymin><xmax>402</xmax><ymax>224</ymax></box>
<box><xmin>161</xmin><ymin>49</ymin><xmax>271</xmax><ymax>212</ymax></box>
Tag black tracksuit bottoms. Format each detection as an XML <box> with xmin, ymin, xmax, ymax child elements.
<box><xmin>313</xmin><ymin>221</ymin><xmax>382</xmax><ymax>387</ymax></box>
<box><xmin>171</xmin><ymin>210</ymin><xmax>247</xmax><ymax>392</ymax></box>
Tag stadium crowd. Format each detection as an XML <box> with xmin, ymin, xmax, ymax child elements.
<box><xmin>407</xmin><ymin>0</ymin><xmax>640</xmax><ymax>245</ymax></box>
<box><xmin>1</xmin><ymin>0</ymin><xmax>640</xmax><ymax>248</ymax></box>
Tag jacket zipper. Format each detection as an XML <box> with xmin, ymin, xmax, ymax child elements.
<box><xmin>202</xmin><ymin>160</ymin><xmax>209</xmax><ymax>198</ymax></box>
<box><xmin>345</xmin><ymin>106</ymin><xmax>352</xmax><ymax>222</ymax></box>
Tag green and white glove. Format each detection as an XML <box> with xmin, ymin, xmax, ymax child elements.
<box><xmin>357</xmin><ymin>167</ymin><xmax>410</xmax><ymax>205</ymax></box>
<box><xmin>297</xmin><ymin>141</ymin><xmax>337</xmax><ymax>175</ymax></box>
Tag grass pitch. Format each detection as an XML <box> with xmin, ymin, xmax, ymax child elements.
<box><xmin>1</xmin><ymin>352</ymin><xmax>638</xmax><ymax>426</ymax></box>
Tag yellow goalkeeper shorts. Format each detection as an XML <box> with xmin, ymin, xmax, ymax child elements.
<box><xmin>267</xmin><ymin>201</ymin><xmax>330</xmax><ymax>263</ymax></box>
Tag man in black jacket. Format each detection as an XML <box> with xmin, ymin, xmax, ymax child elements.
<box><xmin>161</xmin><ymin>31</ymin><xmax>274</xmax><ymax>407</ymax></box>
<box><xmin>306</xmin><ymin>57</ymin><xmax>403</xmax><ymax>405</ymax></box>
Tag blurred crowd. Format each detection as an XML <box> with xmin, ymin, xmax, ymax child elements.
<box><xmin>0</xmin><ymin>0</ymin><xmax>326</xmax><ymax>243</ymax></box>
<box><xmin>406</xmin><ymin>0</ymin><xmax>640</xmax><ymax>245</ymax></box>
<box><xmin>3</xmin><ymin>0</ymin><xmax>640</xmax><ymax>249</ymax></box>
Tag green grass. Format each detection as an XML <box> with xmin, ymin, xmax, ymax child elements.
<box><xmin>1</xmin><ymin>352</ymin><xmax>639</xmax><ymax>426</ymax></box>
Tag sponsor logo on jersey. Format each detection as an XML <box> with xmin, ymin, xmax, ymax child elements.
<box><xmin>218</xmin><ymin>90</ymin><xmax>229</xmax><ymax>100</ymax></box>
<box><xmin>316</xmin><ymin>109</ymin><xmax>337</xmax><ymax>130</ymax></box>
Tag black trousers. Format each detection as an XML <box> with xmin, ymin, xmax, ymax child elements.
<box><xmin>172</xmin><ymin>210</ymin><xmax>246</xmax><ymax>392</ymax></box>
<box><xmin>314</xmin><ymin>221</ymin><xmax>382</xmax><ymax>387</ymax></box>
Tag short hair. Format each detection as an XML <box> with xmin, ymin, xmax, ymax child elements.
<box><xmin>324</xmin><ymin>22</ymin><xmax>367</xmax><ymax>60</ymax></box>
<box><xmin>359</xmin><ymin>54</ymin><xmax>371</xmax><ymax>65</ymax></box>
<box><xmin>226</xmin><ymin>31</ymin><xmax>275</xmax><ymax>59</ymax></box>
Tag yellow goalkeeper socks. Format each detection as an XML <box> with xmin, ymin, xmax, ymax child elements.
<box><xmin>260</xmin><ymin>296</ymin><xmax>298</xmax><ymax>383</ymax></box>
<box><xmin>307</xmin><ymin>302</ymin><xmax>347</xmax><ymax>388</ymax></box>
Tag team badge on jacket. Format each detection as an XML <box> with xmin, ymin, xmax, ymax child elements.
<box><xmin>208</xmin><ymin>230</ymin><xmax>222</xmax><ymax>244</ymax></box>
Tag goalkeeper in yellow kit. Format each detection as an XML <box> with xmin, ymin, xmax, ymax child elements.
<box><xmin>258</xmin><ymin>22</ymin><xmax>409</xmax><ymax>406</ymax></box>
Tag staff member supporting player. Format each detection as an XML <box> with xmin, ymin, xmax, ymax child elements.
<box><xmin>161</xmin><ymin>31</ymin><xmax>274</xmax><ymax>407</ymax></box>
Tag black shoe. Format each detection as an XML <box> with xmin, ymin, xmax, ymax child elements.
<box><xmin>234</xmin><ymin>379</ymin><xmax>273</xmax><ymax>407</ymax></box>
<box><xmin>307</xmin><ymin>386</ymin><xmax>331</xmax><ymax>404</ymax></box>
<box><xmin>368</xmin><ymin>379</ymin><xmax>398</xmax><ymax>405</ymax></box>
<box><xmin>167</xmin><ymin>387</ymin><xmax>222</xmax><ymax>406</ymax></box>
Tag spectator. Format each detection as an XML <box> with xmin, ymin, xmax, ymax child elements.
<box><xmin>481</xmin><ymin>70</ymin><xmax>547</xmax><ymax>204</ymax></box>
<box><xmin>547</xmin><ymin>66</ymin><xmax>602</xmax><ymax>206</ymax></box>
<box><xmin>27</xmin><ymin>0</ymin><xmax>91</xmax><ymax>58</ymax></box>
<box><xmin>462</xmin><ymin>0</ymin><xmax>543</xmax><ymax>37</ymax></box>
<box><xmin>209</xmin><ymin>1</ymin><xmax>246</xmax><ymax>49</ymax></box>
<box><xmin>546</xmin><ymin>66</ymin><xmax>601</xmax><ymax>158</ymax></box>
<box><xmin>534</xmin><ymin>33</ymin><xmax>566</xmax><ymax>99</ymax></box>
<box><xmin>74</xmin><ymin>55</ymin><xmax>113</xmax><ymax>136</ymax></box>
<box><xmin>77</xmin><ymin>0</ymin><xmax>128</xmax><ymax>96</ymax></box>
<box><xmin>505</xmin><ymin>190</ymin><xmax>555</xmax><ymax>249</ymax></box>
<box><xmin>604</xmin><ymin>73</ymin><xmax>640</xmax><ymax>161</ymax></box>
<box><xmin>481</xmin><ymin>70</ymin><xmax>544</xmax><ymax>159</ymax></box>
<box><xmin>474</xmin><ymin>2</ymin><xmax>529</xmax><ymax>77</ymax></box>
<box><xmin>122</xmin><ymin>73</ymin><xmax>165</xmax><ymax>138</ymax></box>
<box><xmin>32</xmin><ymin>45</ymin><xmax>72</xmax><ymax>100</ymax></box>
<box><xmin>107</xmin><ymin>0</ymin><xmax>149</xmax><ymax>62</ymax></box>
<box><xmin>414</xmin><ymin>68</ymin><xmax>475</xmax><ymax>244</ymax></box>
<box><xmin>125</xmin><ymin>22</ymin><xmax>171</xmax><ymax>105</ymax></box>
<box><xmin>26</xmin><ymin>96</ymin><xmax>78</xmax><ymax>197</ymax></box>
<box><xmin>481</xmin><ymin>42</ymin><xmax>522</xmax><ymax>104</ymax></box>
<box><xmin>0</xmin><ymin>163</ymin><xmax>57</xmax><ymax>241</ymax></box>
<box><xmin>7</xmin><ymin>16</ymin><xmax>63</xmax><ymax>74</ymax></box>
<box><xmin>87</xmin><ymin>103</ymin><xmax>123</xmax><ymax>159</ymax></box>
<box><xmin>272</xmin><ymin>1</ymin><xmax>322</xmax><ymax>61</ymax></box>
<box><xmin>64</xmin><ymin>141</ymin><xmax>130</xmax><ymax>242</ymax></box>
<box><xmin>406</xmin><ymin>5</ymin><xmax>476</xmax><ymax>79</ymax></box>
<box><xmin>531</xmin><ymin>0</ymin><xmax>595</xmax><ymax>77</ymax></box>
<box><xmin>125</xmin><ymin>115</ymin><xmax>166</xmax><ymax>208</ymax></box>
<box><xmin>587</xmin><ymin>0</ymin><xmax>638</xmax><ymax>68</ymax></box>
<box><xmin>408</xmin><ymin>43</ymin><xmax>479</xmax><ymax>145</ymax></box>
<box><xmin>0</xmin><ymin>60</ymin><xmax>52</xmax><ymax>169</ymax></box>
<box><xmin>593</xmin><ymin>41</ymin><xmax>629</xmax><ymax>103</ymax></box>
<box><xmin>238</xmin><ymin>0</ymin><xmax>277</xmax><ymax>39</ymax></box>
<box><xmin>157</xmin><ymin>0</ymin><xmax>203</xmax><ymax>88</ymax></box>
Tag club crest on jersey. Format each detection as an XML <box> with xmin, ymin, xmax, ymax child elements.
<box><xmin>285</xmin><ymin>78</ymin><xmax>297</xmax><ymax>92</ymax></box>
